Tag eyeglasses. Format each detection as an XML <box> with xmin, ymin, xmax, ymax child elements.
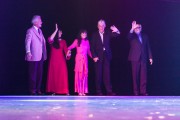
<box><xmin>135</xmin><ymin>27</ymin><xmax>142</xmax><ymax>29</ymax></box>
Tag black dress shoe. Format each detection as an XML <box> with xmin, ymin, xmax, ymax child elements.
<box><xmin>37</xmin><ymin>91</ymin><xmax>44</xmax><ymax>95</ymax></box>
<box><xmin>107</xmin><ymin>92</ymin><xmax>116</xmax><ymax>96</ymax></box>
<box><xmin>30</xmin><ymin>92</ymin><xmax>37</xmax><ymax>95</ymax></box>
<box><xmin>97</xmin><ymin>93</ymin><xmax>103</xmax><ymax>96</ymax></box>
<box><xmin>140</xmin><ymin>93</ymin><xmax>148</xmax><ymax>96</ymax></box>
<box><xmin>134</xmin><ymin>93</ymin><xmax>139</xmax><ymax>96</ymax></box>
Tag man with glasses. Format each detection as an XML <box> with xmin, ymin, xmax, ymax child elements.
<box><xmin>128</xmin><ymin>21</ymin><xmax>153</xmax><ymax>96</ymax></box>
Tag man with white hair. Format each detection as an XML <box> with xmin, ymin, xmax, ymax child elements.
<box><xmin>91</xmin><ymin>19</ymin><xmax>120</xmax><ymax>96</ymax></box>
<box><xmin>25</xmin><ymin>15</ymin><xmax>47</xmax><ymax>95</ymax></box>
<box><xmin>128</xmin><ymin>21</ymin><xmax>153</xmax><ymax>96</ymax></box>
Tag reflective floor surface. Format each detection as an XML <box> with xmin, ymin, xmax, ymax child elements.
<box><xmin>0</xmin><ymin>96</ymin><xmax>180</xmax><ymax>120</ymax></box>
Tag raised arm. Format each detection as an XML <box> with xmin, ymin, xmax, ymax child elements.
<box><xmin>48</xmin><ymin>24</ymin><xmax>58</xmax><ymax>44</ymax></box>
<box><xmin>128</xmin><ymin>21</ymin><xmax>138</xmax><ymax>40</ymax></box>
<box><xmin>130</xmin><ymin>21</ymin><xmax>137</xmax><ymax>33</ymax></box>
<box><xmin>110</xmin><ymin>25</ymin><xmax>120</xmax><ymax>38</ymax></box>
<box><xmin>110</xmin><ymin>25</ymin><xmax>120</xmax><ymax>34</ymax></box>
<box><xmin>66</xmin><ymin>39</ymin><xmax>78</xmax><ymax>59</ymax></box>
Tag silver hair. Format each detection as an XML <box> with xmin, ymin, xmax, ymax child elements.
<box><xmin>31</xmin><ymin>15</ymin><xmax>41</xmax><ymax>24</ymax></box>
<box><xmin>97</xmin><ymin>19</ymin><xmax>106</xmax><ymax>27</ymax></box>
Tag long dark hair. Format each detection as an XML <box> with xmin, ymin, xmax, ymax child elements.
<box><xmin>77</xmin><ymin>29</ymin><xmax>88</xmax><ymax>47</ymax></box>
<box><xmin>52</xmin><ymin>30</ymin><xmax>62</xmax><ymax>49</ymax></box>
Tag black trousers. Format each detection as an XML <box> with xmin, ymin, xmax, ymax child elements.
<box><xmin>94</xmin><ymin>52</ymin><xmax>112</xmax><ymax>94</ymax></box>
<box><xmin>28</xmin><ymin>58</ymin><xmax>43</xmax><ymax>94</ymax></box>
<box><xmin>131</xmin><ymin>61</ymin><xmax>147</xmax><ymax>95</ymax></box>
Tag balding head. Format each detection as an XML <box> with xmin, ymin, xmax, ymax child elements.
<box><xmin>31</xmin><ymin>15</ymin><xmax>42</xmax><ymax>28</ymax></box>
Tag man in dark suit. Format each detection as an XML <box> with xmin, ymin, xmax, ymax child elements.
<box><xmin>128</xmin><ymin>21</ymin><xmax>153</xmax><ymax>96</ymax></box>
<box><xmin>91</xmin><ymin>19</ymin><xmax>120</xmax><ymax>95</ymax></box>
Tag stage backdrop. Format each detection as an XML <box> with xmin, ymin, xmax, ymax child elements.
<box><xmin>0</xmin><ymin>0</ymin><xmax>180</xmax><ymax>95</ymax></box>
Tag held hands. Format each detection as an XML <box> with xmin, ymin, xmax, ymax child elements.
<box><xmin>110</xmin><ymin>25</ymin><xmax>120</xmax><ymax>33</ymax></box>
<box><xmin>149</xmin><ymin>58</ymin><xmax>153</xmax><ymax>65</ymax></box>
<box><xmin>26</xmin><ymin>52</ymin><xmax>32</xmax><ymax>61</ymax></box>
<box><xmin>93</xmin><ymin>57</ymin><xmax>99</xmax><ymax>62</ymax></box>
<box><xmin>67</xmin><ymin>50</ymin><xmax>71</xmax><ymax>57</ymax></box>
<box><xmin>66</xmin><ymin>50</ymin><xmax>71</xmax><ymax>60</ymax></box>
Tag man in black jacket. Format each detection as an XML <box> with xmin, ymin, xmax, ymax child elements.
<box><xmin>91</xmin><ymin>19</ymin><xmax>120</xmax><ymax>95</ymax></box>
<box><xmin>128</xmin><ymin>21</ymin><xmax>153</xmax><ymax>96</ymax></box>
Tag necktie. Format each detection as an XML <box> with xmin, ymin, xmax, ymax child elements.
<box><xmin>100</xmin><ymin>32</ymin><xmax>104</xmax><ymax>43</ymax></box>
<box><xmin>138</xmin><ymin>34</ymin><xmax>142</xmax><ymax>43</ymax></box>
<box><xmin>38</xmin><ymin>29</ymin><xmax>41</xmax><ymax>34</ymax></box>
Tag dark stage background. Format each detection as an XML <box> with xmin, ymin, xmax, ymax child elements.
<box><xmin>0</xmin><ymin>0</ymin><xmax>180</xmax><ymax>95</ymax></box>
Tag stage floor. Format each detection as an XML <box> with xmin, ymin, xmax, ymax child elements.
<box><xmin>0</xmin><ymin>96</ymin><xmax>180</xmax><ymax>120</ymax></box>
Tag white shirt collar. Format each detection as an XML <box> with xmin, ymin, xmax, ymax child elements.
<box><xmin>33</xmin><ymin>26</ymin><xmax>39</xmax><ymax>31</ymax></box>
<box><xmin>99</xmin><ymin>31</ymin><xmax>104</xmax><ymax>34</ymax></box>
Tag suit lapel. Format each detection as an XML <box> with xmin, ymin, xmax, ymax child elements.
<box><xmin>141</xmin><ymin>34</ymin><xmax>145</xmax><ymax>45</ymax></box>
<box><xmin>103</xmin><ymin>32</ymin><xmax>108</xmax><ymax>45</ymax></box>
<box><xmin>97</xmin><ymin>32</ymin><xmax>103</xmax><ymax>45</ymax></box>
<box><xmin>134</xmin><ymin>34</ymin><xmax>142</xmax><ymax>45</ymax></box>
<box><xmin>32</xmin><ymin>27</ymin><xmax>42</xmax><ymax>40</ymax></box>
<box><xmin>132</xmin><ymin>35</ymin><xmax>141</xmax><ymax>50</ymax></box>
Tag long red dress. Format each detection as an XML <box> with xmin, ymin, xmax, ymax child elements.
<box><xmin>46</xmin><ymin>38</ymin><xmax>69</xmax><ymax>94</ymax></box>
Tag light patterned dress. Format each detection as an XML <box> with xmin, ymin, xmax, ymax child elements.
<box><xmin>68</xmin><ymin>39</ymin><xmax>91</xmax><ymax>94</ymax></box>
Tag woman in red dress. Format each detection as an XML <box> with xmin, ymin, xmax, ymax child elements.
<box><xmin>46</xmin><ymin>24</ymin><xmax>69</xmax><ymax>95</ymax></box>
